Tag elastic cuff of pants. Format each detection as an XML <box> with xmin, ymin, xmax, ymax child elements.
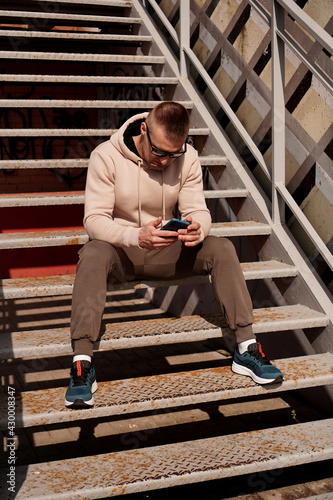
<box><xmin>234</xmin><ymin>325</ymin><xmax>255</xmax><ymax>344</ymax></box>
<box><xmin>73</xmin><ymin>338</ymin><xmax>94</xmax><ymax>358</ymax></box>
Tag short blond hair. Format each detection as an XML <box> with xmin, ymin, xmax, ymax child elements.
<box><xmin>146</xmin><ymin>101</ymin><xmax>190</xmax><ymax>141</ymax></box>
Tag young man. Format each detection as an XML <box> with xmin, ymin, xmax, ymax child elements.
<box><xmin>65</xmin><ymin>102</ymin><xmax>283</xmax><ymax>408</ymax></box>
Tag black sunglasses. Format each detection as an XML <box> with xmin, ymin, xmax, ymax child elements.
<box><xmin>146</xmin><ymin>125</ymin><xmax>187</xmax><ymax>158</ymax></box>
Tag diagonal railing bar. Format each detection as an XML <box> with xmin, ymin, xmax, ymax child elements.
<box><xmin>272</xmin><ymin>0</ymin><xmax>286</xmax><ymax>226</ymax></box>
<box><xmin>277</xmin><ymin>0</ymin><xmax>333</xmax><ymax>54</ymax></box>
<box><xmin>277</xmin><ymin>28</ymin><xmax>332</xmax><ymax>94</ymax></box>
<box><xmin>142</xmin><ymin>0</ymin><xmax>179</xmax><ymax>45</ymax></box>
<box><xmin>276</xmin><ymin>182</ymin><xmax>333</xmax><ymax>272</ymax></box>
<box><xmin>247</xmin><ymin>0</ymin><xmax>271</xmax><ymax>26</ymax></box>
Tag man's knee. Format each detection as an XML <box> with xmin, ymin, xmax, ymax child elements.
<box><xmin>78</xmin><ymin>240</ymin><xmax>118</xmax><ymax>269</ymax></box>
<box><xmin>202</xmin><ymin>236</ymin><xmax>238</xmax><ymax>261</ymax></box>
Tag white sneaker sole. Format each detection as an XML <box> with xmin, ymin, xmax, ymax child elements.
<box><xmin>232</xmin><ymin>361</ymin><xmax>283</xmax><ymax>385</ymax></box>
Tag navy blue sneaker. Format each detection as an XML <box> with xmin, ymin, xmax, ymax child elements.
<box><xmin>232</xmin><ymin>342</ymin><xmax>284</xmax><ymax>385</ymax></box>
<box><xmin>65</xmin><ymin>360</ymin><xmax>97</xmax><ymax>408</ymax></box>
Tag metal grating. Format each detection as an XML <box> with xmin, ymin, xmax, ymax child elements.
<box><xmin>0</xmin><ymin>260</ymin><xmax>298</xmax><ymax>299</ymax></box>
<box><xmin>6</xmin><ymin>419</ymin><xmax>333</xmax><ymax>499</ymax></box>
<box><xmin>1</xmin><ymin>304</ymin><xmax>328</xmax><ymax>360</ymax></box>
<box><xmin>1</xmin><ymin>354</ymin><xmax>332</xmax><ymax>429</ymax></box>
<box><xmin>0</xmin><ymin>222</ymin><xmax>272</xmax><ymax>249</ymax></box>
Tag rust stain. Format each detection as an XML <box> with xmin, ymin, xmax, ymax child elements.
<box><xmin>253</xmin><ymin>308</ymin><xmax>293</xmax><ymax>322</ymax></box>
<box><xmin>64</xmin><ymin>237</ymin><xmax>80</xmax><ymax>246</ymax></box>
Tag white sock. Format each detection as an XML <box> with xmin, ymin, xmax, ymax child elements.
<box><xmin>238</xmin><ymin>339</ymin><xmax>256</xmax><ymax>354</ymax></box>
<box><xmin>73</xmin><ymin>355</ymin><xmax>91</xmax><ymax>363</ymax></box>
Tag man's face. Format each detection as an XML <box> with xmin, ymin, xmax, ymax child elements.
<box><xmin>141</xmin><ymin>122</ymin><xmax>187</xmax><ymax>170</ymax></box>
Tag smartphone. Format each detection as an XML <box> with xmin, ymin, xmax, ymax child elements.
<box><xmin>160</xmin><ymin>218</ymin><xmax>190</xmax><ymax>231</ymax></box>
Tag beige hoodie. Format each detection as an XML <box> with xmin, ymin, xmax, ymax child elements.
<box><xmin>84</xmin><ymin>112</ymin><xmax>212</xmax><ymax>248</ymax></box>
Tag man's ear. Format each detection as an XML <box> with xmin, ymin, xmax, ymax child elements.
<box><xmin>140</xmin><ymin>122</ymin><xmax>147</xmax><ymax>134</ymax></box>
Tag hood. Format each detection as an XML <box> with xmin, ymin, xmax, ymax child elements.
<box><xmin>110</xmin><ymin>112</ymin><xmax>148</xmax><ymax>164</ymax></box>
<box><xmin>109</xmin><ymin>112</ymin><xmax>166</xmax><ymax>225</ymax></box>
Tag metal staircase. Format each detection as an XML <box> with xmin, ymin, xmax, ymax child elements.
<box><xmin>0</xmin><ymin>0</ymin><xmax>332</xmax><ymax>498</ymax></box>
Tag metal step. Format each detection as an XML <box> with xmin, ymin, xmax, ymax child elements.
<box><xmin>0</xmin><ymin>50</ymin><xmax>165</xmax><ymax>66</ymax></box>
<box><xmin>0</xmin><ymin>129</ymin><xmax>118</xmax><ymax>137</ymax></box>
<box><xmin>0</xmin><ymin>52</ymin><xmax>164</xmax><ymax>65</ymax></box>
<box><xmin>0</xmin><ymin>222</ymin><xmax>271</xmax><ymax>250</ymax></box>
<box><xmin>6</xmin><ymin>418</ymin><xmax>332</xmax><ymax>499</ymax></box>
<box><xmin>0</xmin><ymin>186</ymin><xmax>244</xmax><ymax>207</ymax></box>
<box><xmin>200</xmin><ymin>155</ymin><xmax>228</xmax><ymax>165</ymax></box>
<box><xmin>0</xmin><ymin>260</ymin><xmax>298</xmax><ymax>299</ymax></box>
<box><xmin>0</xmin><ymin>155</ymin><xmax>228</xmax><ymax>170</ymax></box>
<box><xmin>0</xmin><ymin>11</ymin><xmax>142</xmax><ymax>25</ymax></box>
<box><xmin>0</xmin><ymin>260</ymin><xmax>297</xmax><ymax>299</ymax></box>
<box><xmin>0</xmin><ymin>354</ymin><xmax>332</xmax><ymax>429</ymax></box>
<box><xmin>0</xmin><ymin>74</ymin><xmax>179</xmax><ymax>84</ymax></box>
<box><xmin>0</xmin><ymin>229</ymin><xmax>87</xmax><ymax>249</ymax></box>
<box><xmin>0</xmin><ymin>99</ymin><xmax>193</xmax><ymax>109</ymax></box>
<box><xmin>210</xmin><ymin>221</ymin><xmax>271</xmax><ymax>237</ymax></box>
<box><xmin>0</xmin><ymin>192</ymin><xmax>85</xmax><ymax>207</ymax></box>
<box><xmin>203</xmin><ymin>188</ymin><xmax>248</xmax><ymax>198</ymax></box>
<box><xmin>1</xmin><ymin>305</ymin><xmax>327</xmax><ymax>359</ymax></box>
<box><xmin>0</xmin><ymin>30</ymin><xmax>151</xmax><ymax>43</ymax></box>
<box><xmin>1</xmin><ymin>0</ymin><xmax>132</xmax><ymax>7</ymax></box>
<box><xmin>0</xmin><ymin>159</ymin><xmax>89</xmax><ymax>170</ymax></box>
<box><xmin>0</xmin><ymin>127</ymin><xmax>209</xmax><ymax>138</ymax></box>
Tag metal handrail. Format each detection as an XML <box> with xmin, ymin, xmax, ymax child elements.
<box><xmin>141</xmin><ymin>0</ymin><xmax>333</xmax><ymax>272</ymax></box>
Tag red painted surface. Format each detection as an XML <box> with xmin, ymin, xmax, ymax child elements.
<box><xmin>0</xmin><ymin>204</ymin><xmax>84</xmax><ymax>278</ymax></box>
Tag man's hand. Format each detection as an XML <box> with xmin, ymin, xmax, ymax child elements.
<box><xmin>177</xmin><ymin>217</ymin><xmax>201</xmax><ymax>246</ymax></box>
<box><xmin>139</xmin><ymin>217</ymin><xmax>178</xmax><ymax>250</ymax></box>
<box><xmin>139</xmin><ymin>217</ymin><xmax>202</xmax><ymax>250</ymax></box>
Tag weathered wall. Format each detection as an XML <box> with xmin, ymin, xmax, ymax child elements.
<box><xmin>157</xmin><ymin>0</ymin><xmax>332</xmax><ymax>291</ymax></box>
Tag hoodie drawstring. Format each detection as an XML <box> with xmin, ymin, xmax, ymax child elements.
<box><xmin>162</xmin><ymin>170</ymin><xmax>165</xmax><ymax>224</ymax></box>
<box><xmin>137</xmin><ymin>160</ymin><xmax>165</xmax><ymax>227</ymax></box>
<box><xmin>137</xmin><ymin>159</ymin><xmax>142</xmax><ymax>227</ymax></box>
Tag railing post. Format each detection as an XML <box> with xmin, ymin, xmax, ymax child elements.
<box><xmin>272</xmin><ymin>0</ymin><xmax>285</xmax><ymax>224</ymax></box>
<box><xmin>180</xmin><ymin>0</ymin><xmax>190</xmax><ymax>77</ymax></box>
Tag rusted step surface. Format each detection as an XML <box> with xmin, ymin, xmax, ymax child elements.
<box><xmin>0</xmin><ymin>229</ymin><xmax>87</xmax><ymax>249</ymax></box>
<box><xmin>299</xmin><ymin>495</ymin><xmax>333</xmax><ymax>500</ymax></box>
<box><xmin>0</xmin><ymin>127</ymin><xmax>209</xmax><ymax>138</ymax></box>
<box><xmin>2</xmin><ymin>0</ymin><xmax>132</xmax><ymax>7</ymax></box>
<box><xmin>1</xmin><ymin>98</ymin><xmax>194</xmax><ymax>108</ymax></box>
<box><xmin>0</xmin><ymin>30</ymin><xmax>151</xmax><ymax>43</ymax></box>
<box><xmin>0</xmin><ymin>159</ymin><xmax>89</xmax><ymax>170</ymax></box>
<box><xmin>0</xmin><ymin>192</ymin><xmax>85</xmax><ymax>207</ymax></box>
<box><xmin>0</xmin><ymin>185</ymin><xmax>244</xmax><ymax>207</ymax></box>
<box><xmin>0</xmin><ymin>155</ymin><xmax>228</xmax><ymax>170</ymax></box>
<box><xmin>1</xmin><ymin>305</ymin><xmax>328</xmax><ymax>359</ymax></box>
<box><xmin>0</xmin><ymin>260</ymin><xmax>298</xmax><ymax>299</ymax></box>
<box><xmin>0</xmin><ymin>354</ymin><xmax>332</xmax><ymax>429</ymax></box>
<box><xmin>0</xmin><ymin>75</ymin><xmax>178</xmax><ymax>84</ymax></box>
<box><xmin>0</xmin><ymin>52</ymin><xmax>164</xmax><ymax>66</ymax></box>
<box><xmin>0</xmin><ymin>11</ymin><xmax>141</xmax><ymax>25</ymax></box>
<box><xmin>0</xmin><ymin>222</ymin><xmax>271</xmax><ymax>250</ymax></box>
<box><xmin>3</xmin><ymin>418</ymin><xmax>333</xmax><ymax>499</ymax></box>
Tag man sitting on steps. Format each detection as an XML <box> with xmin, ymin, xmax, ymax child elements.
<box><xmin>65</xmin><ymin>101</ymin><xmax>283</xmax><ymax>409</ymax></box>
